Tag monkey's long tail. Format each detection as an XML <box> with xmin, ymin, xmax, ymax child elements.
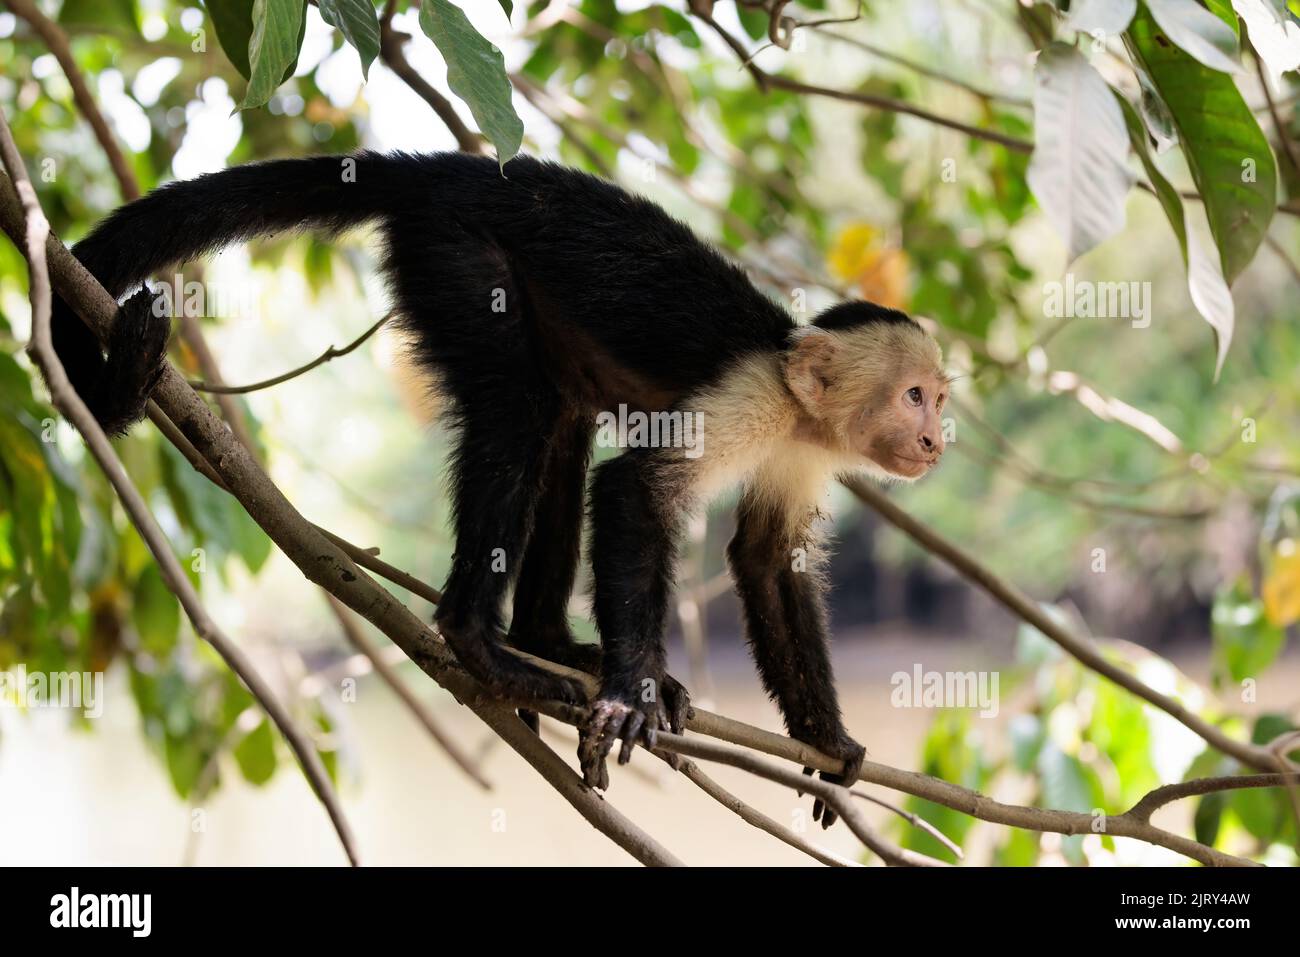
<box><xmin>52</xmin><ymin>151</ymin><xmax>432</xmax><ymax>434</ymax></box>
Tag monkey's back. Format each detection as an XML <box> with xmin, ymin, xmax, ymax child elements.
<box><xmin>385</xmin><ymin>152</ymin><xmax>795</xmax><ymax>400</ymax></box>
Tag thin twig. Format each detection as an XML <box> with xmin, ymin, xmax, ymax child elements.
<box><xmin>1126</xmin><ymin>773</ymin><xmax>1300</xmax><ymax>822</ymax></box>
<box><xmin>686</xmin><ymin>1</ymin><xmax>1034</xmax><ymax>153</ymax></box>
<box><xmin>1255</xmin><ymin>50</ymin><xmax>1300</xmax><ymax>180</ymax></box>
<box><xmin>816</xmin><ymin>28</ymin><xmax>1031</xmax><ymax>108</ymax></box>
<box><xmin>190</xmin><ymin>313</ymin><xmax>392</xmax><ymax>394</ymax></box>
<box><xmin>850</xmin><ymin>788</ymin><xmax>964</xmax><ymax>859</ymax></box>
<box><xmin>652</xmin><ymin>732</ymin><xmax>948</xmax><ymax>866</ymax></box>
<box><xmin>680</xmin><ymin>759</ymin><xmax>862</xmax><ymax>866</ymax></box>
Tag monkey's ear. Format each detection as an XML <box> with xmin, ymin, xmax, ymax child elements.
<box><xmin>784</xmin><ymin>326</ymin><xmax>840</xmax><ymax>415</ymax></box>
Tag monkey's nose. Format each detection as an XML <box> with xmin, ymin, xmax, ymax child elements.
<box><xmin>919</xmin><ymin>433</ymin><xmax>943</xmax><ymax>457</ymax></box>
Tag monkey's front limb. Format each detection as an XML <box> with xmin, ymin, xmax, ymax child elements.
<box><xmin>727</xmin><ymin>490</ymin><xmax>864</xmax><ymax>828</ymax></box>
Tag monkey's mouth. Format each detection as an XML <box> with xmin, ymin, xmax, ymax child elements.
<box><xmin>882</xmin><ymin>453</ymin><xmax>939</xmax><ymax>478</ymax></box>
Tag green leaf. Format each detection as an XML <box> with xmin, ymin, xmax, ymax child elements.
<box><xmin>1194</xmin><ymin>792</ymin><xmax>1226</xmax><ymax>844</ymax></box>
<box><xmin>132</xmin><ymin>564</ymin><xmax>180</xmax><ymax>656</ymax></box>
<box><xmin>495</xmin><ymin>0</ymin><xmax>514</xmax><ymax>19</ymax></box>
<box><xmin>1126</xmin><ymin>8</ymin><xmax>1276</xmax><ymax>284</ymax></box>
<box><xmin>234</xmin><ymin>717</ymin><xmax>278</xmax><ymax>785</ymax></box>
<box><xmin>1117</xmin><ymin>93</ymin><xmax>1187</xmax><ymax>260</ymax></box>
<box><xmin>239</xmin><ymin>0</ymin><xmax>308</xmax><ymax>111</ymax></box>
<box><xmin>419</xmin><ymin>0</ymin><xmax>524</xmax><ymax>165</ymax></box>
<box><xmin>205</xmin><ymin>0</ymin><xmax>256</xmax><ymax>79</ymax></box>
<box><xmin>1144</xmin><ymin>0</ymin><xmax>1243</xmax><ymax>72</ymax></box>
<box><xmin>318</xmin><ymin>0</ymin><xmax>381</xmax><ymax>79</ymax></box>
<box><xmin>1028</xmin><ymin>44</ymin><xmax>1132</xmax><ymax>262</ymax></box>
<box><xmin>1211</xmin><ymin>578</ymin><xmax>1286</xmax><ymax>683</ymax></box>
<box><xmin>164</xmin><ymin>733</ymin><xmax>206</xmax><ymax>798</ymax></box>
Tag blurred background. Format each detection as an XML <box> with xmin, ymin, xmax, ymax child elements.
<box><xmin>1</xmin><ymin>0</ymin><xmax>1298</xmax><ymax>865</ymax></box>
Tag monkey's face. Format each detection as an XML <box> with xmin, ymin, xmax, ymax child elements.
<box><xmin>784</xmin><ymin>320</ymin><xmax>948</xmax><ymax>482</ymax></box>
<box><xmin>849</xmin><ymin>372</ymin><xmax>948</xmax><ymax>480</ymax></box>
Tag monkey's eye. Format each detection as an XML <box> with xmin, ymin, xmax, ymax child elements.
<box><xmin>905</xmin><ymin>387</ymin><xmax>923</xmax><ymax>407</ymax></box>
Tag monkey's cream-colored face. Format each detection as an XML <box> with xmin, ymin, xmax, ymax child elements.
<box><xmin>784</xmin><ymin>321</ymin><xmax>947</xmax><ymax>481</ymax></box>
<box><xmin>848</xmin><ymin>370</ymin><xmax>948</xmax><ymax>479</ymax></box>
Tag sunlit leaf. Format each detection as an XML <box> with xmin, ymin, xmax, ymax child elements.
<box><xmin>1028</xmin><ymin>44</ymin><xmax>1132</xmax><ymax>262</ymax></box>
<box><xmin>1144</xmin><ymin>0</ymin><xmax>1243</xmax><ymax>73</ymax></box>
<box><xmin>419</xmin><ymin>0</ymin><xmax>524</xmax><ymax>165</ymax></box>
<box><xmin>1066</xmin><ymin>0</ymin><xmax>1137</xmax><ymax>36</ymax></box>
<box><xmin>1262</xmin><ymin>548</ymin><xmax>1300</xmax><ymax>625</ymax></box>
<box><xmin>318</xmin><ymin>0</ymin><xmax>381</xmax><ymax>79</ymax></box>
<box><xmin>1127</xmin><ymin>8</ymin><xmax>1277</xmax><ymax>284</ymax></box>
<box><xmin>239</xmin><ymin>0</ymin><xmax>308</xmax><ymax>111</ymax></box>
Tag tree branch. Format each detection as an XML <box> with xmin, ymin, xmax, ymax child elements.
<box><xmin>326</xmin><ymin>595</ymin><xmax>491</xmax><ymax>790</ymax></box>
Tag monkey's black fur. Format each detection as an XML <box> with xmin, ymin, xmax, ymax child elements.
<box><xmin>55</xmin><ymin>152</ymin><xmax>901</xmax><ymax>799</ymax></box>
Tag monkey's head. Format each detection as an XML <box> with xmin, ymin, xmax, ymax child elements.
<box><xmin>784</xmin><ymin>303</ymin><xmax>948</xmax><ymax>481</ymax></box>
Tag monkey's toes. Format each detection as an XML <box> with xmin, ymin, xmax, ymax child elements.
<box><xmin>808</xmin><ymin>739</ymin><xmax>866</xmax><ymax>829</ymax></box>
<box><xmin>578</xmin><ymin>698</ymin><xmax>657</xmax><ymax>789</ymax></box>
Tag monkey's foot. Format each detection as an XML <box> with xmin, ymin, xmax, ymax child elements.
<box><xmin>578</xmin><ymin>676</ymin><xmax>692</xmax><ymax>788</ymax></box>
<box><xmin>660</xmin><ymin>673</ymin><xmax>691</xmax><ymax>737</ymax></box>
<box><xmin>801</xmin><ymin>737</ymin><xmax>866</xmax><ymax>829</ymax></box>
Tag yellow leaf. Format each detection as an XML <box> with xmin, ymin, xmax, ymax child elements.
<box><xmin>1263</xmin><ymin>549</ymin><xmax>1300</xmax><ymax>627</ymax></box>
<box><xmin>827</xmin><ymin>223</ymin><xmax>881</xmax><ymax>281</ymax></box>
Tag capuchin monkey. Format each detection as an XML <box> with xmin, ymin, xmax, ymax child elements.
<box><xmin>51</xmin><ymin>152</ymin><xmax>947</xmax><ymax>824</ymax></box>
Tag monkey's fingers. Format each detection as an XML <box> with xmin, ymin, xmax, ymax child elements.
<box><xmin>580</xmin><ymin>699</ymin><xmax>650</xmax><ymax>788</ymax></box>
<box><xmin>618</xmin><ymin>711</ymin><xmax>647</xmax><ymax>766</ymax></box>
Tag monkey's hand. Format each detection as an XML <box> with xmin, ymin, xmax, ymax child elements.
<box><xmin>801</xmin><ymin>736</ymin><xmax>866</xmax><ymax>829</ymax></box>
<box><xmin>578</xmin><ymin>676</ymin><xmax>690</xmax><ymax>790</ymax></box>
